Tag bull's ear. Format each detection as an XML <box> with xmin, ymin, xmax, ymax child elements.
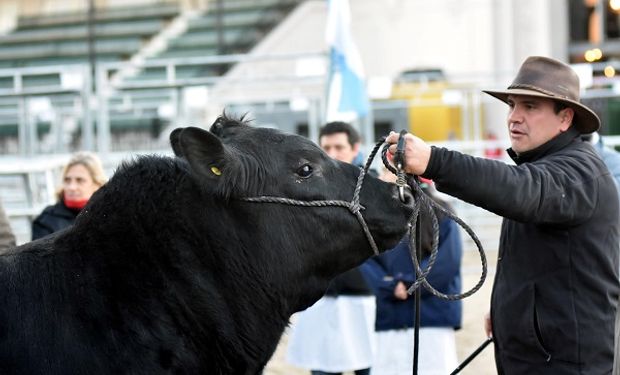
<box><xmin>170</xmin><ymin>127</ymin><xmax>184</xmax><ymax>157</ymax></box>
<box><xmin>177</xmin><ymin>127</ymin><xmax>234</xmax><ymax>180</ymax></box>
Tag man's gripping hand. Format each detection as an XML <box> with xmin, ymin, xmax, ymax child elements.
<box><xmin>385</xmin><ymin>131</ymin><xmax>432</xmax><ymax>176</ymax></box>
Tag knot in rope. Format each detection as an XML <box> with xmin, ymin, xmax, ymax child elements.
<box><xmin>348</xmin><ymin>202</ymin><xmax>363</xmax><ymax>215</ymax></box>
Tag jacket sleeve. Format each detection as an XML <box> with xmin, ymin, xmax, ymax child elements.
<box><xmin>424</xmin><ymin>146</ymin><xmax>600</xmax><ymax>225</ymax></box>
<box><xmin>0</xmin><ymin>201</ymin><xmax>16</xmax><ymax>252</ymax></box>
<box><xmin>361</xmin><ymin>250</ymin><xmax>403</xmax><ymax>301</ymax></box>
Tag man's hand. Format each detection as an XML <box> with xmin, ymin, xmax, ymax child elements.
<box><xmin>385</xmin><ymin>132</ymin><xmax>432</xmax><ymax>176</ymax></box>
<box><xmin>484</xmin><ymin>311</ymin><xmax>493</xmax><ymax>338</ymax></box>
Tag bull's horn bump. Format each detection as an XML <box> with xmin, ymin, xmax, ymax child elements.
<box><xmin>210</xmin><ymin>166</ymin><xmax>222</xmax><ymax>176</ymax></box>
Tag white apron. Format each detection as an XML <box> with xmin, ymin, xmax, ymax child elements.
<box><xmin>287</xmin><ymin>295</ymin><xmax>376</xmax><ymax>372</ymax></box>
<box><xmin>371</xmin><ymin>327</ymin><xmax>458</xmax><ymax>375</ymax></box>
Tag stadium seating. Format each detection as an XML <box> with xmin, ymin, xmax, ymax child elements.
<box><xmin>0</xmin><ymin>3</ymin><xmax>181</xmax><ymax>143</ymax></box>
<box><xmin>110</xmin><ymin>0</ymin><xmax>303</xmax><ymax>139</ymax></box>
<box><xmin>0</xmin><ymin>0</ymin><xmax>303</xmax><ymax>152</ymax></box>
<box><xmin>0</xmin><ymin>4</ymin><xmax>179</xmax><ymax>69</ymax></box>
<box><xmin>127</xmin><ymin>0</ymin><xmax>303</xmax><ymax>81</ymax></box>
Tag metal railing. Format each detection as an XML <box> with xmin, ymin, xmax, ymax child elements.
<box><xmin>0</xmin><ymin>64</ymin><xmax>94</xmax><ymax>154</ymax></box>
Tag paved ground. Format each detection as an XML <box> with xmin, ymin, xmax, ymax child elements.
<box><xmin>264</xmin><ymin>249</ymin><xmax>499</xmax><ymax>375</ymax></box>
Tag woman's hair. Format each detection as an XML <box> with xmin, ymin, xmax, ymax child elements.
<box><xmin>56</xmin><ymin>151</ymin><xmax>108</xmax><ymax>201</ymax></box>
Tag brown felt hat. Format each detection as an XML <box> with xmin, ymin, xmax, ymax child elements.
<box><xmin>483</xmin><ymin>56</ymin><xmax>600</xmax><ymax>134</ymax></box>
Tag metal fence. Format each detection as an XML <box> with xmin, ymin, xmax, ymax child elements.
<box><xmin>3</xmin><ymin>53</ymin><xmax>620</xmax><ymax>245</ymax></box>
<box><xmin>0</xmin><ymin>52</ymin><xmax>331</xmax><ymax>156</ymax></box>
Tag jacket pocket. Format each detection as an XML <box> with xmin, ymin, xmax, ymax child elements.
<box><xmin>495</xmin><ymin>283</ymin><xmax>554</xmax><ymax>363</ymax></box>
<box><xmin>532</xmin><ymin>291</ymin><xmax>552</xmax><ymax>362</ymax></box>
<box><xmin>532</xmin><ymin>281</ymin><xmax>581</xmax><ymax>365</ymax></box>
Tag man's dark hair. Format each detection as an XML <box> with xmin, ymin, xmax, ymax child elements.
<box><xmin>319</xmin><ymin>121</ymin><xmax>360</xmax><ymax>147</ymax></box>
<box><xmin>554</xmin><ymin>101</ymin><xmax>581</xmax><ymax>130</ymax></box>
<box><xmin>553</xmin><ymin>101</ymin><xmax>568</xmax><ymax>114</ymax></box>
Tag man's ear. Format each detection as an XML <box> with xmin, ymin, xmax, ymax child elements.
<box><xmin>560</xmin><ymin>107</ymin><xmax>575</xmax><ymax>132</ymax></box>
<box><xmin>176</xmin><ymin>127</ymin><xmax>238</xmax><ymax>181</ymax></box>
<box><xmin>352</xmin><ymin>142</ymin><xmax>361</xmax><ymax>156</ymax></box>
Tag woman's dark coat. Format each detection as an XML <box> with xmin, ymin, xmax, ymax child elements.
<box><xmin>423</xmin><ymin>128</ymin><xmax>620</xmax><ymax>374</ymax></box>
<box><xmin>31</xmin><ymin>201</ymin><xmax>79</xmax><ymax>240</ymax></box>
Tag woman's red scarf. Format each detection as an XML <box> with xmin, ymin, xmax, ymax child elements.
<box><xmin>63</xmin><ymin>196</ymin><xmax>89</xmax><ymax>210</ymax></box>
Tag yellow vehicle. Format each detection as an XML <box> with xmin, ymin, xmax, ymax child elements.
<box><xmin>391</xmin><ymin>68</ymin><xmax>463</xmax><ymax>141</ymax></box>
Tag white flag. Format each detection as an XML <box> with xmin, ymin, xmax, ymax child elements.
<box><xmin>325</xmin><ymin>0</ymin><xmax>370</xmax><ymax>122</ymax></box>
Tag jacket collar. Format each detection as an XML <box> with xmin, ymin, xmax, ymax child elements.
<box><xmin>53</xmin><ymin>200</ymin><xmax>80</xmax><ymax>218</ymax></box>
<box><xmin>507</xmin><ymin>126</ymin><xmax>580</xmax><ymax>165</ymax></box>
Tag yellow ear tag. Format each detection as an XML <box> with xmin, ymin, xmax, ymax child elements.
<box><xmin>210</xmin><ymin>166</ymin><xmax>222</xmax><ymax>176</ymax></box>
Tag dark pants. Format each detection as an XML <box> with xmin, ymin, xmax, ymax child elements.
<box><xmin>311</xmin><ymin>369</ymin><xmax>370</xmax><ymax>375</ymax></box>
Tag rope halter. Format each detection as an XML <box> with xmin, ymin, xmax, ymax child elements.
<box><xmin>242</xmin><ymin>139</ymin><xmax>393</xmax><ymax>256</ymax></box>
<box><xmin>242</xmin><ymin>132</ymin><xmax>488</xmax><ymax>301</ymax></box>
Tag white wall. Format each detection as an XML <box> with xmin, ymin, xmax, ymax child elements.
<box><xmin>212</xmin><ymin>0</ymin><xmax>499</xmax><ymax>104</ymax></box>
<box><xmin>354</xmin><ymin>0</ymin><xmax>496</xmax><ymax>80</ymax></box>
<box><xmin>1</xmin><ymin>0</ymin><xmax>571</xmax><ymax>86</ymax></box>
<box><xmin>208</xmin><ymin>0</ymin><xmax>573</xmax><ymax>141</ymax></box>
<box><xmin>491</xmin><ymin>0</ymin><xmax>569</xmax><ymax>81</ymax></box>
<box><xmin>484</xmin><ymin>0</ymin><xmax>569</xmax><ymax>138</ymax></box>
<box><xmin>0</xmin><ymin>0</ymin><xmax>573</xmax><ymax>141</ymax></box>
<box><xmin>216</xmin><ymin>0</ymin><xmax>570</xmax><ymax>94</ymax></box>
<box><xmin>0</xmin><ymin>0</ymin><xmax>18</xmax><ymax>34</ymax></box>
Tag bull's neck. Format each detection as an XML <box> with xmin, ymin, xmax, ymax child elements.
<box><xmin>74</xmin><ymin>156</ymin><xmax>323</xmax><ymax>372</ymax></box>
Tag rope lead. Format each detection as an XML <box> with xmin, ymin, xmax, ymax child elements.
<box><xmin>379</xmin><ymin>137</ymin><xmax>487</xmax><ymax>301</ymax></box>
<box><xmin>243</xmin><ymin>134</ymin><xmax>487</xmax><ymax>301</ymax></box>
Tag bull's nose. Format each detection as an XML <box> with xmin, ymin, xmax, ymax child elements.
<box><xmin>400</xmin><ymin>186</ymin><xmax>414</xmax><ymax>206</ymax></box>
<box><xmin>391</xmin><ymin>184</ymin><xmax>414</xmax><ymax>207</ymax></box>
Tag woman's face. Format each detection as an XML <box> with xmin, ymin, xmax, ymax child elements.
<box><xmin>63</xmin><ymin>164</ymin><xmax>100</xmax><ymax>202</ymax></box>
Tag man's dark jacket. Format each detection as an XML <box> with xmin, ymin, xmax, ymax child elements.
<box><xmin>423</xmin><ymin>128</ymin><xmax>620</xmax><ymax>374</ymax></box>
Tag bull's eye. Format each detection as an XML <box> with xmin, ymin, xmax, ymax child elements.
<box><xmin>296</xmin><ymin>164</ymin><xmax>314</xmax><ymax>178</ymax></box>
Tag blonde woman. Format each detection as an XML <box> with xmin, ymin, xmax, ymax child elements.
<box><xmin>32</xmin><ymin>152</ymin><xmax>107</xmax><ymax>240</ymax></box>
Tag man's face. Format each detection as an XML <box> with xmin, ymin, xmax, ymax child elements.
<box><xmin>506</xmin><ymin>95</ymin><xmax>573</xmax><ymax>154</ymax></box>
<box><xmin>319</xmin><ymin>132</ymin><xmax>359</xmax><ymax>164</ymax></box>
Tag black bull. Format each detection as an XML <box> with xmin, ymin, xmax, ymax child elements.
<box><xmin>0</xmin><ymin>115</ymin><xmax>413</xmax><ymax>374</ymax></box>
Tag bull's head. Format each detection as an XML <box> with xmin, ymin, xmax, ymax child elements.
<box><xmin>171</xmin><ymin>114</ymin><xmax>413</xmax><ymax>306</ymax></box>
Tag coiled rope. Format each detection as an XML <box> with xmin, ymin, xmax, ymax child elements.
<box><xmin>381</xmin><ymin>139</ymin><xmax>488</xmax><ymax>300</ymax></box>
<box><xmin>242</xmin><ymin>134</ymin><xmax>488</xmax><ymax>301</ymax></box>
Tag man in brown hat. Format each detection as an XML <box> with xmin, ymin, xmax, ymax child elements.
<box><xmin>386</xmin><ymin>56</ymin><xmax>619</xmax><ymax>374</ymax></box>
